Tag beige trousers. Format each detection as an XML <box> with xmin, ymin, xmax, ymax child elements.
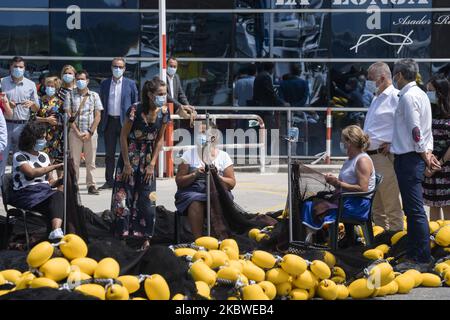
<box><xmin>370</xmin><ymin>153</ymin><xmax>404</xmax><ymax>231</ymax></box>
<box><xmin>69</xmin><ymin>130</ymin><xmax>98</xmax><ymax>188</ymax></box>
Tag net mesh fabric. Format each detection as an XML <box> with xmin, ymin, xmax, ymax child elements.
<box><xmin>295</xmin><ymin>162</ymin><xmax>333</xmax><ymax>203</ymax></box>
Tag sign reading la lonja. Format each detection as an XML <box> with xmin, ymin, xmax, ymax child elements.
<box><xmin>275</xmin><ymin>0</ymin><xmax>430</xmax><ymax>5</ymax></box>
<box><xmin>277</xmin><ymin>0</ymin><xmax>435</xmax><ymax>55</ymax></box>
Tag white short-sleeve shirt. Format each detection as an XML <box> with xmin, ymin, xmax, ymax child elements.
<box><xmin>12</xmin><ymin>151</ymin><xmax>50</xmax><ymax>190</ymax></box>
<box><xmin>181</xmin><ymin>148</ymin><xmax>233</xmax><ymax>176</ymax></box>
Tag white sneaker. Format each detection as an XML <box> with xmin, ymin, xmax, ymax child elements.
<box><xmin>49</xmin><ymin>228</ymin><xmax>64</xmax><ymax>240</ymax></box>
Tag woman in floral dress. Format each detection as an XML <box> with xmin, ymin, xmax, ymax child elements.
<box><xmin>423</xmin><ymin>75</ymin><xmax>450</xmax><ymax>220</ymax></box>
<box><xmin>112</xmin><ymin>78</ymin><xmax>170</xmax><ymax>248</ymax></box>
<box><xmin>34</xmin><ymin>76</ymin><xmax>65</xmax><ymax>181</ymax></box>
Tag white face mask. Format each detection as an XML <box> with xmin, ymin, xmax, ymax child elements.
<box><xmin>427</xmin><ymin>91</ymin><xmax>437</xmax><ymax>104</ymax></box>
<box><xmin>365</xmin><ymin>80</ymin><xmax>378</xmax><ymax>94</ymax></box>
<box><xmin>167</xmin><ymin>67</ymin><xmax>177</xmax><ymax>76</ymax></box>
<box><xmin>112</xmin><ymin>66</ymin><xmax>124</xmax><ymax>78</ymax></box>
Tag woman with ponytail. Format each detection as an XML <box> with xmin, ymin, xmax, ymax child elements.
<box><xmin>111</xmin><ymin>77</ymin><xmax>170</xmax><ymax>249</ymax></box>
<box><xmin>302</xmin><ymin>125</ymin><xmax>376</xmax><ymax>242</ymax></box>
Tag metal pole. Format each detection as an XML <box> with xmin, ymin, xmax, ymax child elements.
<box><xmin>63</xmin><ymin>112</ymin><xmax>68</xmax><ymax>234</ymax></box>
<box><xmin>326</xmin><ymin>107</ymin><xmax>332</xmax><ymax>164</ymax></box>
<box><xmin>205</xmin><ymin>113</ymin><xmax>211</xmax><ymax>236</ymax></box>
<box><xmin>269</xmin><ymin>10</ymin><xmax>274</xmax><ymax>58</ymax></box>
<box><xmin>159</xmin><ymin>0</ymin><xmax>167</xmax><ymax>83</ymax></box>
<box><xmin>287</xmin><ymin>109</ymin><xmax>293</xmax><ymax>243</ymax></box>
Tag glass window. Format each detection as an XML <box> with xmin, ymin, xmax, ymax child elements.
<box><xmin>49</xmin><ymin>61</ymin><xmax>139</xmax><ymax>94</ymax></box>
<box><xmin>432</xmin><ymin>8</ymin><xmax>450</xmax><ymax>58</ymax></box>
<box><xmin>50</xmin><ymin>0</ymin><xmax>138</xmax><ymax>8</ymax></box>
<box><xmin>49</xmin><ymin>12</ymin><xmax>140</xmax><ymax>58</ymax></box>
<box><xmin>141</xmin><ymin>0</ymin><xmax>234</xmax><ymax>9</ymax></box>
<box><xmin>331</xmin><ymin>2</ymin><xmax>432</xmax><ymax>59</ymax></box>
<box><xmin>141</xmin><ymin>13</ymin><xmax>233</xmax><ymax>58</ymax></box>
<box><xmin>0</xmin><ymin>12</ymin><xmax>49</xmax><ymax>56</ymax></box>
<box><xmin>0</xmin><ymin>0</ymin><xmax>48</xmax><ymax>7</ymax></box>
<box><xmin>237</xmin><ymin>0</ymin><xmax>329</xmax><ymax>10</ymax></box>
<box><xmin>235</xmin><ymin>12</ymin><xmax>330</xmax><ymax>58</ymax></box>
<box><xmin>0</xmin><ymin>60</ymin><xmax>49</xmax><ymax>83</ymax></box>
<box><xmin>141</xmin><ymin>61</ymin><xmax>232</xmax><ymax>106</ymax></box>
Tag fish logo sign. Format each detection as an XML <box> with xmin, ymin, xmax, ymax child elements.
<box><xmin>350</xmin><ymin>30</ymin><xmax>414</xmax><ymax>54</ymax></box>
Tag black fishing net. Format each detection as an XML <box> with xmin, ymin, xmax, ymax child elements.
<box><xmin>295</xmin><ymin>162</ymin><xmax>333</xmax><ymax>202</ymax></box>
<box><xmin>0</xmin><ymin>287</ymin><xmax>99</xmax><ymax>300</ymax></box>
<box><xmin>2</xmin><ymin>159</ymin><xmax>448</xmax><ymax>299</ymax></box>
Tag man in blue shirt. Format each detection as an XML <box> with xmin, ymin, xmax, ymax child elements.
<box><xmin>279</xmin><ymin>64</ymin><xmax>309</xmax><ymax>108</ymax></box>
<box><xmin>234</xmin><ymin>64</ymin><xmax>257</xmax><ymax>129</ymax></box>
<box><xmin>0</xmin><ymin>56</ymin><xmax>40</xmax><ymax>185</ymax></box>
<box><xmin>279</xmin><ymin>64</ymin><xmax>310</xmax><ymax>155</ymax></box>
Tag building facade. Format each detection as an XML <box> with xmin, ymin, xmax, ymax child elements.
<box><xmin>1</xmin><ymin>0</ymin><xmax>449</xmax><ymax>157</ymax></box>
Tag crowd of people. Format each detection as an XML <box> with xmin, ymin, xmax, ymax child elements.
<box><xmin>0</xmin><ymin>56</ymin><xmax>449</xmax><ymax>267</ymax></box>
<box><xmin>301</xmin><ymin>59</ymin><xmax>449</xmax><ymax>271</ymax></box>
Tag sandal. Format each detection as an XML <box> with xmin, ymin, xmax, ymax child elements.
<box><xmin>138</xmin><ymin>239</ymin><xmax>151</xmax><ymax>251</ymax></box>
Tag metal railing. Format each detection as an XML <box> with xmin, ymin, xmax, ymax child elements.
<box><xmin>158</xmin><ymin>113</ymin><xmax>266</xmax><ymax>177</ymax></box>
<box><xmin>157</xmin><ymin>106</ymin><xmax>369</xmax><ymax>177</ymax></box>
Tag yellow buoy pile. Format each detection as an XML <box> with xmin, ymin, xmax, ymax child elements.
<box><xmin>2</xmin><ymin>218</ymin><xmax>450</xmax><ymax>300</ymax></box>
<box><xmin>0</xmin><ymin>234</ymin><xmax>172</xmax><ymax>300</ymax></box>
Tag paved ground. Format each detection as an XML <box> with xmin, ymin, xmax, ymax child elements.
<box><xmin>1</xmin><ymin>166</ymin><xmax>449</xmax><ymax>300</ymax></box>
<box><xmin>70</xmin><ymin>168</ymin><xmax>292</xmax><ymax>215</ymax></box>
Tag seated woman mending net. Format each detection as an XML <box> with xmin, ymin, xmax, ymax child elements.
<box><xmin>9</xmin><ymin>122</ymin><xmax>65</xmax><ymax>240</ymax></box>
<box><xmin>302</xmin><ymin>125</ymin><xmax>376</xmax><ymax>243</ymax></box>
<box><xmin>175</xmin><ymin>121</ymin><xmax>236</xmax><ymax>239</ymax></box>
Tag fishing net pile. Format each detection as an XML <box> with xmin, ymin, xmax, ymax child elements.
<box><xmin>1</xmin><ymin>226</ymin><xmax>450</xmax><ymax>300</ymax></box>
<box><xmin>1</xmin><ymin>162</ymin><xmax>450</xmax><ymax>300</ymax></box>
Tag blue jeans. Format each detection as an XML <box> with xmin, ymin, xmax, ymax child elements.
<box><xmin>394</xmin><ymin>152</ymin><xmax>431</xmax><ymax>263</ymax></box>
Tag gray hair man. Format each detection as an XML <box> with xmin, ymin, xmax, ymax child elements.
<box><xmin>364</xmin><ymin>62</ymin><xmax>403</xmax><ymax>232</ymax></box>
<box><xmin>391</xmin><ymin>58</ymin><xmax>440</xmax><ymax>272</ymax></box>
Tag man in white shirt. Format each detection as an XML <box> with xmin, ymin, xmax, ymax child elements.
<box><xmin>391</xmin><ymin>59</ymin><xmax>440</xmax><ymax>271</ymax></box>
<box><xmin>364</xmin><ymin>62</ymin><xmax>403</xmax><ymax>232</ymax></box>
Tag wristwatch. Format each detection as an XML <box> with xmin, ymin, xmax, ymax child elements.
<box><xmin>87</xmin><ymin>129</ymin><xmax>93</xmax><ymax>135</ymax></box>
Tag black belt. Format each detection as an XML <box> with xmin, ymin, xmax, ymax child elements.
<box><xmin>367</xmin><ymin>148</ymin><xmax>385</xmax><ymax>155</ymax></box>
<box><xmin>6</xmin><ymin>119</ymin><xmax>27</xmax><ymax>124</ymax></box>
<box><xmin>108</xmin><ymin>115</ymin><xmax>120</xmax><ymax>119</ymax></box>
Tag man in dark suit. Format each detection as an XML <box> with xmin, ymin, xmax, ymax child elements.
<box><xmin>166</xmin><ymin>57</ymin><xmax>195</xmax><ymax>114</ymax></box>
<box><xmin>253</xmin><ymin>62</ymin><xmax>289</xmax><ymax>154</ymax></box>
<box><xmin>99</xmin><ymin>57</ymin><xmax>139</xmax><ymax>190</ymax></box>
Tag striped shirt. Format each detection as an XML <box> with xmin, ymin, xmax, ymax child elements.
<box><xmin>64</xmin><ymin>89</ymin><xmax>103</xmax><ymax>133</ymax></box>
<box><xmin>57</xmin><ymin>86</ymin><xmax>72</xmax><ymax>104</ymax></box>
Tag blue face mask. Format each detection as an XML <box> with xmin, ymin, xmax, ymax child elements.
<box><xmin>155</xmin><ymin>95</ymin><xmax>166</xmax><ymax>107</ymax></box>
<box><xmin>12</xmin><ymin>67</ymin><xmax>24</xmax><ymax>79</ymax></box>
<box><xmin>340</xmin><ymin>142</ymin><xmax>348</xmax><ymax>155</ymax></box>
<box><xmin>45</xmin><ymin>87</ymin><xmax>56</xmax><ymax>97</ymax></box>
<box><xmin>63</xmin><ymin>74</ymin><xmax>74</xmax><ymax>84</ymax></box>
<box><xmin>197</xmin><ymin>134</ymin><xmax>207</xmax><ymax>146</ymax></box>
<box><xmin>393</xmin><ymin>74</ymin><xmax>400</xmax><ymax>90</ymax></box>
<box><xmin>365</xmin><ymin>80</ymin><xmax>378</xmax><ymax>94</ymax></box>
<box><xmin>76</xmin><ymin>80</ymin><xmax>88</xmax><ymax>90</ymax></box>
<box><xmin>112</xmin><ymin>67</ymin><xmax>124</xmax><ymax>78</ymax></box>
<box><xmin>34</xmin><ymin>138</ymin><xmax>47</xmax><ymax>152</ymax></box>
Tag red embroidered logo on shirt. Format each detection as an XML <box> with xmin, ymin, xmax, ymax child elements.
<box><xmin>412</xmin><ymin>127</ymin><xmax>421</xmax><ymax>143</ymax></box>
